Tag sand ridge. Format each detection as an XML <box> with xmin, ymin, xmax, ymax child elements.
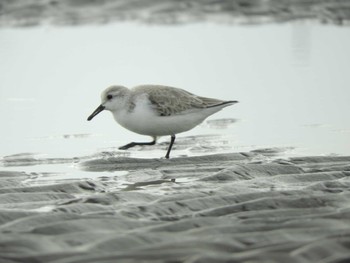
<box><xmin>1</xmin><ymin>151</ymin><xmax>350</xmax><ymax>262</ymax></box>
<box><xmin>1</xmin><ymin>1</ymin><xmax>350</xmax><ymax>26</ymax></box>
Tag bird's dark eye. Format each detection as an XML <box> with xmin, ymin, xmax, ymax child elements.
<box><xmin>107</xmin><ymin>94</ymin><xmax>113</xmax><ymax>100</ymax></box>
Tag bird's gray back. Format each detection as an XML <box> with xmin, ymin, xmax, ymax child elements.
<box><xmin>131</xmin><ymin>85</ymin><xmax>225</xmax><ymax>116</ymax></box>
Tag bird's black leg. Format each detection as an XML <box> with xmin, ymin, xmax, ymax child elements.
<box><xmin>165</xmin><ymin>135</ymin><xmax>176</xmax><ymax>159</ymax></box>
<box><xmin>119</xmin><ymin>139</ymin><xmax>156</xmax><ymax>150</ymax></box>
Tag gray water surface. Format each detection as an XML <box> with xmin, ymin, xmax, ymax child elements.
<box><xmin>1</xmin><ymin>23</ymin><xmax>350</xmax><ymax>161</ymax></box>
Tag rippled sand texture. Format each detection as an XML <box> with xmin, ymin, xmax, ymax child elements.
<box><xmin>1</xmin><ymin>152</ymin><xmax>350</xmax><ymax>263</ymax></box>
<box><xmin>1</xmin><ymin>0</ymin><xmax>350</xmax><ymax>27</ymax></box>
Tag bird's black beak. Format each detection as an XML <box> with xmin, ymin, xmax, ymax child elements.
<box><xmin>87</xmin><ymin>105</ymin><xmax>105</xmax><ymax>121</ymax></box>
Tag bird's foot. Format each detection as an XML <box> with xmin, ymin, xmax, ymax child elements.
<box><xmin>119</xmin><ymin>143</ymin><xmax>136</xmax><ymax>150</ymax></box>
<box><xmin>119</xmin><ymin>140</ymin><xmax>156</xmax><ymax>150</ymax></box>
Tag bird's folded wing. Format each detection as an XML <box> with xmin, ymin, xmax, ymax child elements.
<box><xmin>139</xmin><ymin>86</ymin><xmax>224</xmax><ymax>116</ymax></box>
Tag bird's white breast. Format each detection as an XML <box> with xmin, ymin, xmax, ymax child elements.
<box><xmin>111</xmin><ymin>94</ymin><xmax>214</xmax><ymax>136</ymax></box>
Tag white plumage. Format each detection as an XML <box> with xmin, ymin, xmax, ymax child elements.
<box><xmin>88</xmin><ymin>85</ymin><xmax>238</xmax><ymax>158</ymax></box>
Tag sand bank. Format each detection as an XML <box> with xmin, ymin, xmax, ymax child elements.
<box><xmin>1</xmin><ymin>151</ymin><xmax>350</xmax><ymax>262</ymax></box>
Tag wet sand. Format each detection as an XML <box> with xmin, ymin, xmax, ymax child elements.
<box><xmin>1</xmin><ymin>149</ymin><xmax>350</xmax><ymax>263</ymax></box>
<box><xmin>1</xmin><ymin>0</ymin><xmax>350</xmax><ymax>27</ymax></box>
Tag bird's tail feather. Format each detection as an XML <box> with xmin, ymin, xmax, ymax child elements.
<box><xmin>206</xmin><ymin>100</ymin><xmax>238</xmax><ymax>108</ymax></box>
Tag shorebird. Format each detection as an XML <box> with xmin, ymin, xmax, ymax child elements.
<box><xmin>87</xmin><ymin>85</ymin><xmax>238</xmax><ymax>158</ymax></box>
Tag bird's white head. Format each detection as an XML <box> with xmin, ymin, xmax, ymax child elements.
<box><xmin>101</xmin><ymin>85</ymin><xmax>129</xmax><ymax>111</ymax></box>
<box><xmin>87</xmin><ymin>85</ymin><xmax>129</xmax><ymax>121</ymax></box>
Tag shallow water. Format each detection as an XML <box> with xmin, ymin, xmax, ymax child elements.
<box><xmin>1</xmin><ymin>23</ymin><xmax>350</xmax><ymax>163</ymax></box>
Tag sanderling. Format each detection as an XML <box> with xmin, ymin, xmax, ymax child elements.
<box><xmin>87</xmin><ymin>85</ymin><xmax>238</xmax><ymax>158</ymax></box>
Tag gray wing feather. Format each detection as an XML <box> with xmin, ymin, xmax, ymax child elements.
<box><xmin>133</xmin><ymin>85</ymin><xmax>225</xmax><ymax>116</ymax></box>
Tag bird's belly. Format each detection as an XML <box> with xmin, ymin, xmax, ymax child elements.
<box><xmin>115</xmin><ymin>111</ymin><xmax>206</xmax><ymax>136</ymax></box>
